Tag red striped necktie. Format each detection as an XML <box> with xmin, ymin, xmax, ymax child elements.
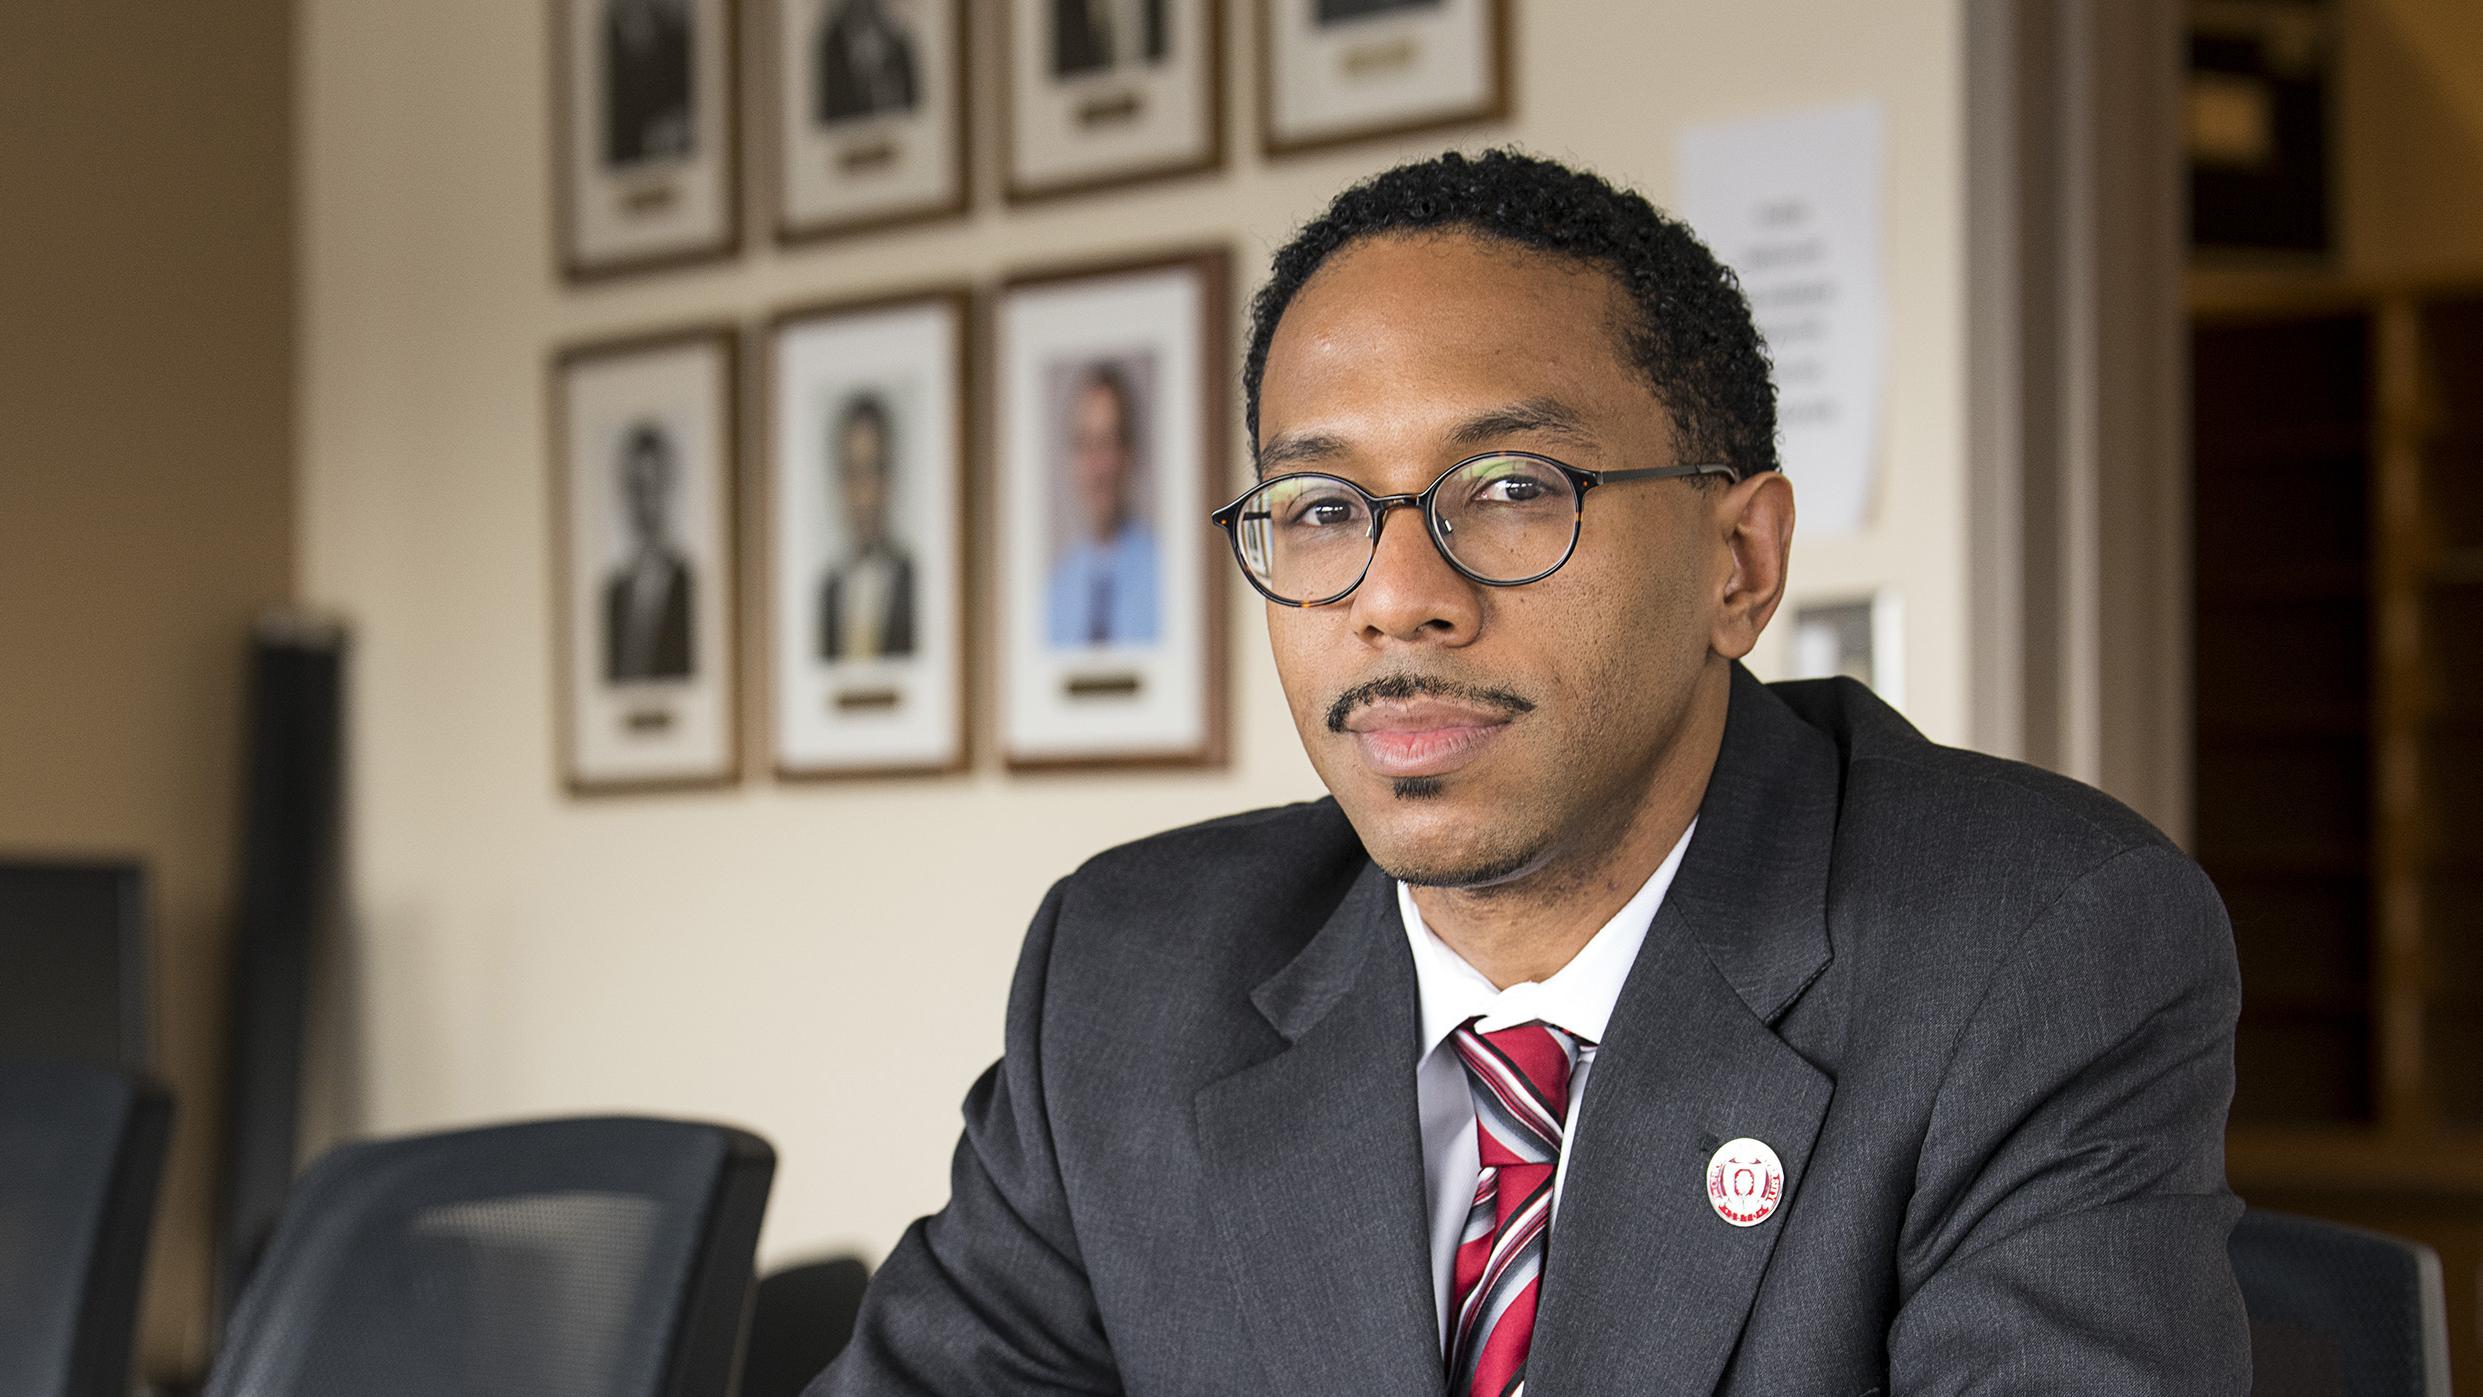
<box><xmin>1446</xmin><ymin>1017</ymin><xmax>1589</xmax><ymax>1397</ymax></box>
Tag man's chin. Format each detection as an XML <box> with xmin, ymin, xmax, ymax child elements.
<box><xmin>1373</xmin><ymin>843</ymin><xmax>1542</xmax><ymax>891</ymax></box>
<box><xmin>1351</xmin><ymin>804</ymin><xmax>1542</xmax><ymax>890</ymax></box>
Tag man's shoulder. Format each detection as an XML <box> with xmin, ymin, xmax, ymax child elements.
<box><xmin>1062</xmin><ymin>797</ymin><xmax>1364</xmax><ymax>913</ymax></box>
<box><xmin>1768</xmin><ymin>676</ymin><xmax>2222</xmax><ymax>969</ymax></box>
<box><xmin>1040</xmin><ymin>798</ymin><xmax>1367</xmax><ymax>1000</ymax></box>
<box><xmin>1772</xmin><ymin>675</ymin><xmax>2177</xmax><ymax>870</ymax></box>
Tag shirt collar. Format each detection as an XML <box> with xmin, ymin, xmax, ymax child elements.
<box><xmin>1399</xmin><ymin>819</ymin><xmax>1697</xmax><ymax>1057</ymax></box>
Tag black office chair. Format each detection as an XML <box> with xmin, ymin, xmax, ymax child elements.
<box><xmin>0</xmin><ymin>1058</ymin><xmax>174</xmax><ymax>1397</ymax></box>
<box><xmin>2230</xmin><ymin>1208</ymin><xmax>2452</xmax><ymax>1397</ymax></box>
<box><xmin>201</xmin><ymin>1116</ymin><xmax>774</xmax><ymax>1397</ymax></box>
<box><xmin>738</xmin><ymin>1256</ymin><xmax>871</xmax><ymax>1397</ymax></box>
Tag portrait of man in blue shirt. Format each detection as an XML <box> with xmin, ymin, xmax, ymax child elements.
<box><xmin>1045</xmin><ymin>360</ymin><xmax>1160</xmax><ymax>648</ymax></box>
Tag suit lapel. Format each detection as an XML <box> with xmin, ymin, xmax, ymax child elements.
<box><xmin>1520</xmin><ymin>900</ymin><xmax>1834</xmax><ymax>1396</ymax></box>
<box><xmin>1525</xmin><ymin>665</ymin><xmax>1844</xmax><ymax>1396</ymax></box>
<box><xmin>1195</xmin><ymin>863</ymin><xmax>1444</xmax><ymax>1397</ymax></box>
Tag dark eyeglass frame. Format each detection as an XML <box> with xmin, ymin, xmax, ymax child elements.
<box><xmin>1208</xmin><ymin>450</ymin><xmax>1742</xmax><ymax>608</ymax></box>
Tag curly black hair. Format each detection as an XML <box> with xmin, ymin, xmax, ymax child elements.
<box><xmin>1242</xmin><ymin>148</ymin><xmax>1778</xmax><ymax>478</ymax></box>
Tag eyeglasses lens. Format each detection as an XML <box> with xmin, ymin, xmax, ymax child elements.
<box><xmin>1234</xmin><ymin>474</ymin><xmax>1373</xmax><ymax>604</ymax></box>
<box><xmin>1233</xmin><ymin>454</ymin><xmax>1582</xmax><ymax>603</ymax></box>
<box><xmin>1433</xmin><ymin>453</ymin><xmax>1579</xmax><ymax>584</ymax></box>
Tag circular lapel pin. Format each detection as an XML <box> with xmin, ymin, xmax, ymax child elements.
<box><xmin>1705</xmin><ymin>1137</ymin><xmax>1785</xmax><ymax>1228</ymax></box>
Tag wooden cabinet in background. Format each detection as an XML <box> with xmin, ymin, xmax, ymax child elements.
<box><xmin>2191</xmin><ymin>272</ymin><xmax>2483</xmax><ymax>1384</ymax></box>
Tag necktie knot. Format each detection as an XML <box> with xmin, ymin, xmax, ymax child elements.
<box><xmin>1451</xmin><ymin>1018</ymin><xmax>1586</xmax><ymax>1168</ymax></box>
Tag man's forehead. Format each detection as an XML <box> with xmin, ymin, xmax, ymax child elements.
<box><xmin>1258</xmin><ymin>249</ymin><xmax>1654</xmax><ymax>467</ymax></box>
<box><xmin>1280</xmin><ymin>230</ymin><xmax>1626</xmax><ymax>329</ymax></box>
<box><xmin>1264</xmin><ymin>241</ymin><xmax>1634</xmax><ymax>413</ymax></box>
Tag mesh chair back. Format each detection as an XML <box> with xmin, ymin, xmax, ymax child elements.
<box><xmin>202</xmin><ymin>1116</ymin><xmax>772</xmax><ymax>1397</ymax></box>
<box><xmin>2231</xmin><ymin>1208</ymin><xmax>2452</xmax><ymax>1397</ymax></box>
<box><xmin>0</xmin><ymin>1059</ymin><xmax>173</xmax><ymax>1397</ymax></box>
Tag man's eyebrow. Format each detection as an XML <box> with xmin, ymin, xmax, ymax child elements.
<box><xmin>1251</xmin><ymin>398</ymin><xmax>1601</xmax><ymax>479</ymax></box>
<box><xmin>1252</xmin><ymin>431</ymin><xmax>1352</xmax><ymax>479</ymax></box>
<box><xmin>1444</xmin><ymin>397</ymin><xmax>1601</xmax><ymax>451</ymax></box>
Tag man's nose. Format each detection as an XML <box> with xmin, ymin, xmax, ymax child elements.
<box><xmin>1343</xmin><ymin>503</ymin><xmax>1481</xmax><ymax>645</ymax></box>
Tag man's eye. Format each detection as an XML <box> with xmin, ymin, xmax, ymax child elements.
<box><xmin>1285</xmin><ymin>496</ymin><xmax>1361</xmax><ymax>527</ymax></box>
<box><xmin>1476</xmin><ymin>476</ymin><xmax>1546</xmax><ymax>504</ymax></box>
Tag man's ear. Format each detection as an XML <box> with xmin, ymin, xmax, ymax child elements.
<box><xmin>1710</xmin><ymin>471</ymin><xmax>1795</xmax><ymax>662</ymax></box>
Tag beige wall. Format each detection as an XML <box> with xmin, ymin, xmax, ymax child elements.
<box><xmin>296</xmin><ymin>0</ymin><xmax>1970</xmax><ymax>1272</ymax></box>
<box><xmin>0</xmin><ymin>1</ymin><xmax>295</xmax><ymax>1378</ymax></box>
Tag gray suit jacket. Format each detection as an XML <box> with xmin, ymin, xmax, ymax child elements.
<box><xmin>819</xmin><ymin>666</ymin><xmax>2249</xmax><ymax>1395</ymax></box>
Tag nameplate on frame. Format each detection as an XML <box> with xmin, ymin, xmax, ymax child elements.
<box><xmin>623</xmin><ymin>706</ymin><xmax>678</xmax><ymax>733</ymax></box>
<box><xmin>838</xmin><ymin>139</ymin><xmax>900</xmax><ymax>174</ymax></box>
<box><xmin>1076</xmin><ymin>90</ymin><xmax>1144</xmax><ymax>128</ymax></box>
<box><xmin>1063</xmin><ymin>673</ymin><xmax>1143</xmax><ymax>700</ymax></box>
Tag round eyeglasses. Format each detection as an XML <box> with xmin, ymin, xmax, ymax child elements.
<box><xmin>1208</xmin><ymin>451</ymin><xmax>1740</xmax><ymax>607</ymax></box>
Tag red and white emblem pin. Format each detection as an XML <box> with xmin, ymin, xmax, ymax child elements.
<box><xmin>1705</xmin><ymin>1137</ymin><xmax>1785</xmax><ymax>1228</ymax></box>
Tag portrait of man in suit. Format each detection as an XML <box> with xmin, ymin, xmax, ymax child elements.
<box><xmin>602</xmin><ymin>422</ymin><xmax>696</xmax><ymax>683</ymax></box>
<box><xmin>815</xmin><ymin>0</ymin><xmax>920</xmax><ymax>126</ymax></box>
<box><xmin>1043</xmin><ymin>361</ymin><xmax>1158</xmax><ymax>648</ymax></box>
<box><xmin>1051</xmin><ymin>0</ymin><xmax>1168</xmax><ymax>78</ymax></box>
<box><xmin>817</xmin><ymin>151</ymin><xmax>2250</xmax><ymax>1395</ymax></box>
<box><xmin>818</xmin><ymin>392</ymin><xmax>917</xmax><ymax>662</ymax></box>
<box><xmin>602</xmin><ymin>0</ymin><xmax>695</xmax><ymax>168</ymax></box>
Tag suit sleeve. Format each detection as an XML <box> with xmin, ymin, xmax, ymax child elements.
<box><xmin>1886</xmin><ymin>843</ymin><xmax>2251</xmax><ymax>1395</ymax></box>
<box><xmin>814</xmin><ymin>880</ymin><xmax>1122</xmax><ymax>1396</ymax></box>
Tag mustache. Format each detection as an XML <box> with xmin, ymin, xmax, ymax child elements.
<box><xmin>1324</xmin><ymin>673</ymin><xmax>1537</xmax><ymax>733</ymax></box>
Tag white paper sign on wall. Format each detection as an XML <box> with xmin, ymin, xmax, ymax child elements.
<box><xmin>1676</xmin><ymin>101</ymin><xmax>1888</xmax><ymax>538</ymax></box>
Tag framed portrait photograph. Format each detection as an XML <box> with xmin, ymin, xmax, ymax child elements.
<box><xmin>1002</xmin><ymin>0</ymin><xmax>1224</xmax><ymax>202</ymax></box>
<box><xmin>1261</xmin><ymin>0</ymin><xmax>1508</xmax><ymax>155</ymax></box>
<box><xmin>995</xmin><ymin>250</ymin><xmax>1229</xmax><ymax>768</ymax></box>
<box><xmin>550</xmin><ymin>328</ymin><xmax>740</xmax><ymax>792</ymax></box>
<box><xmin>764</xmin><ymin>290</ymin><xmax>971</xmax><ymax>777</ymax></box>
<box><xmin>766</xmin><ymin>0</ymin><xmax>968</xmax><ymax>242</ymax></box>
<box><xmin>1787</xmin><ymin>591</ymin><xmax>1906</xmax><ymax>712</ymax></box>
<box><xmin>554</xmin><ymin>0</ymin><xmax>739</xmax><ymax>279</ymax></box>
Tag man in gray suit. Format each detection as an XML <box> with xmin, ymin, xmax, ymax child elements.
<box><xmin>818</xmin><ymin>150</ymin><xmax>2248</xmax><ymax>1394</ymax></box>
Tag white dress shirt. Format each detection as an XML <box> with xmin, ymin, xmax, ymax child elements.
<box><xmin>1399</xmin><ymin>819</ymin><xmax>1697</xmax><ymax>1347</ymax></box>
<box><xmin>838</xmin><ymin>550</ymin><xmax>897</xmax><ymax>659</ymax></box>
<box><xmin>1103</xmin><ymin>0</ymin><xmax>1149</xmax><ymax>66</ymax></box>
<box><xmin>621</xmin><ymin>548</ymin><xmax>676</xmax><ymax>677</ymax></box>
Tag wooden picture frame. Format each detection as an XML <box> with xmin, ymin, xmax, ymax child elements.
<box><xmin>760</xmin><ymin>288</ymin><xmax>975</xmax><ymax>778</ymax></box>
<box><xmin>553</xmin><ymin>0</ymin><xmax>742</xmax><ymax>280</ymax></box>
<box><xmin>993</xmin><ymin>248</ymin><xmax>1231</xmax><ymax>770</ymax></box>
<box><xmin>764</xmin><ymin>0</ymin><xmax>971</xmax><ymax>244</ymax></box>
<box><xmin>1001</xmin><ymin>0</ymin><xmax>1226</xmax><ymax>203</ymax></box>
<box><xmin>1259</xmin><ymin>0</ymin><xmax>1511</xmax><ymax>157</ymax></box>
<box><xmin>549</xmin><ymin>326</ymin><xmax>742</xmax><ymax>793</ymax></box>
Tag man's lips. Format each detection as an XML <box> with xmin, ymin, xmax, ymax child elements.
<box><xmin>1344</xmin><ymin>698</ymin><xmax>1517</xmax><ymax>778</ymax></box>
